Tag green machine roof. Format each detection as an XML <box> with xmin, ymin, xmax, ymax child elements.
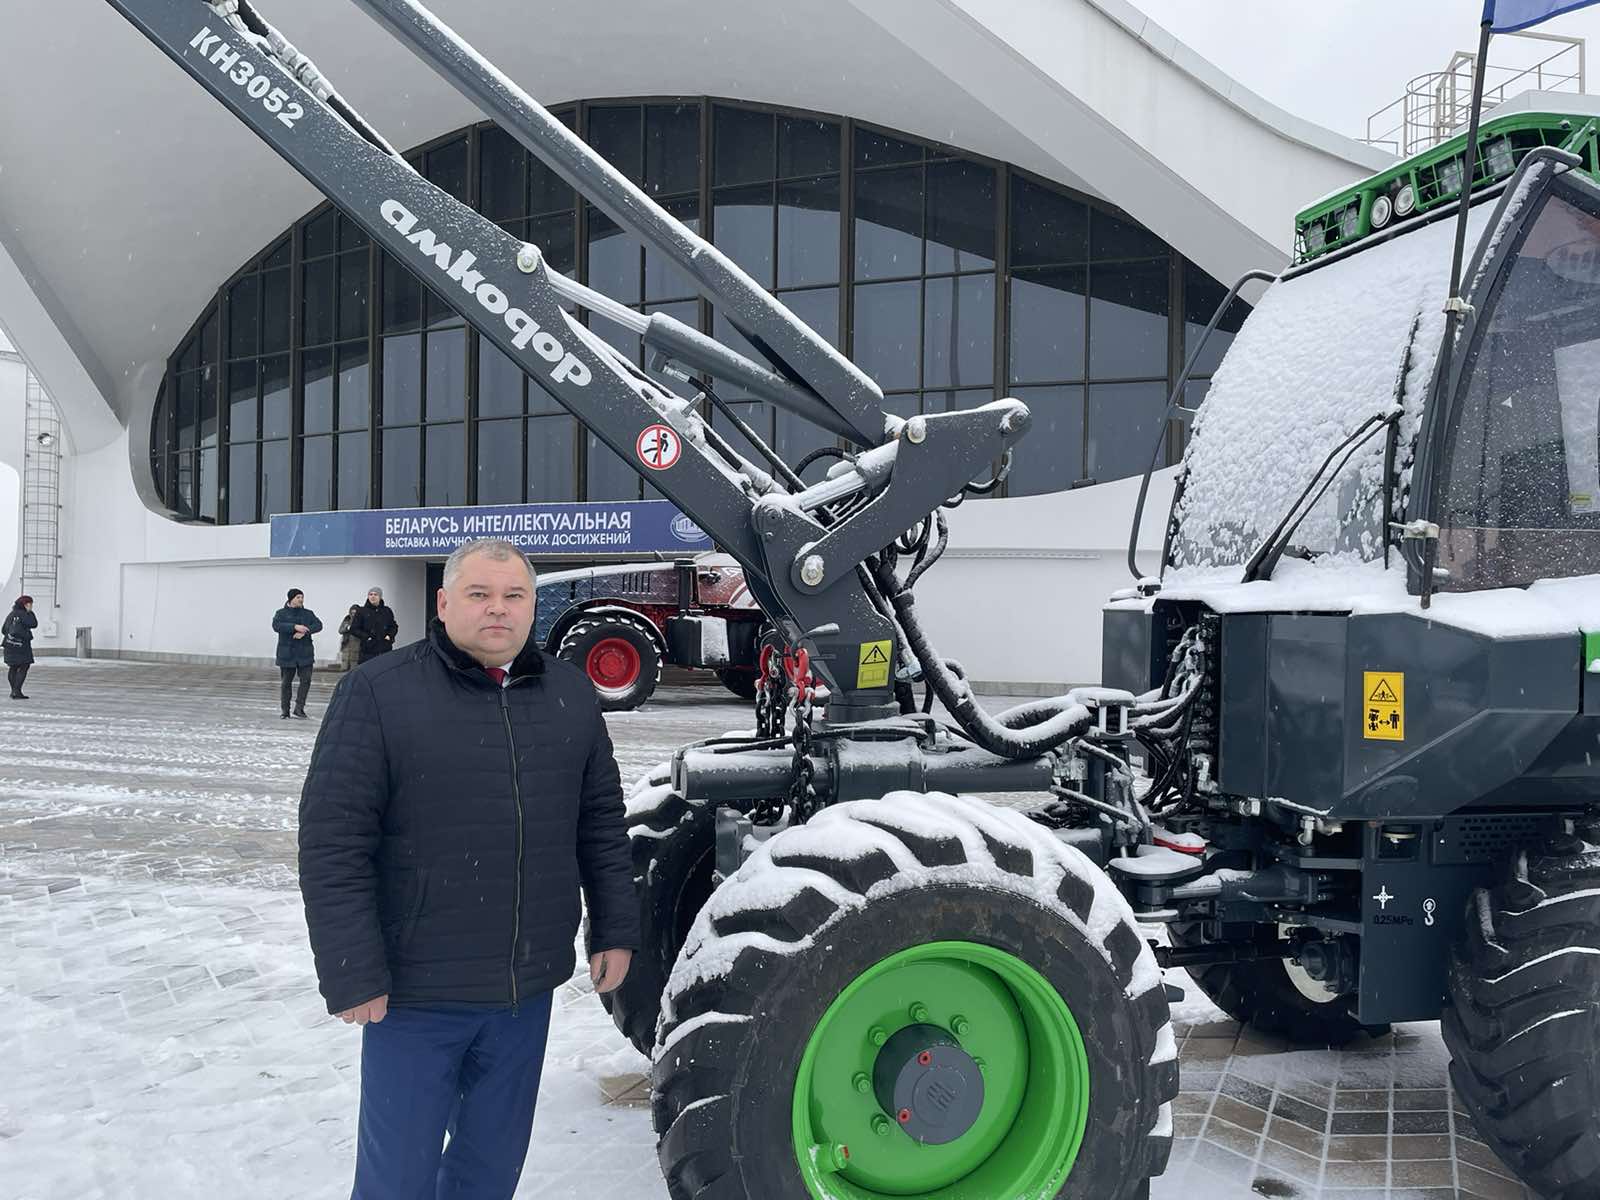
<box><xmin>1293</xmin><ymin>110</ymin><xmax>1600</xmax><ymax>266</ymax></box>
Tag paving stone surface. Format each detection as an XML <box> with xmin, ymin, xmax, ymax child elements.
<box><xmin>0</xmin><ymin>659</ymin><xmax>1533</xmax><ymax>1199</ymax></box>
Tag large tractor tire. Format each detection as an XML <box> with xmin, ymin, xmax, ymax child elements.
<box><xmin>1444</xmin><ymin>842</ymin><xmax>1600</xmax><ymax>1200</ymax></box>
<box><xmin>1169</xmin><ymin>921</ymin><xmax>1383</xmax><ymax>1044</ymax></box>
<box><xmin>600</xmin><ymin>761</ymin><xmax>718</xmax><ymax>1056</ymax></box>
<box><xmin>558</xmin><ymin>612</ymin><xmax>662</xmax><ymax>711</ymax></box>
<box><xmin>652</xmin><ymin>792</ymin><xmax>1177</xmax><ymax>1200</ymax></box>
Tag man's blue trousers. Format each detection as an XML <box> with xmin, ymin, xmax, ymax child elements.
<box><xmin>350</xmin><ymin>992</ymin><xmax>554</xmax><ymax>1200</ymax></box>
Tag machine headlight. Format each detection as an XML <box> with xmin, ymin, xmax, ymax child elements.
<box><xmin>1339</xmin><ymin>204</ymin><xmax>1360</xmax><ymax>241</ymax></box>
<box><xmin>1305</xmin><ymin>223</ymin><xmax>1327</xmax><ymax>254</ymax></box>
<box><xmin>1487</xmin><ymin>137</ymin><xmax>1515</xmax><ymax>177</ymax></box>
<box><xmin>1370</xmin><ymin>193</ymin><xmax>1393</xmax><ymax>229</ymax></box>
<box><xmin>1438</xmin><ymin>156</ymin><xmax>1465</xmax><ymax>197</ymax></box>
<box><xmin>1394</xmin><ymin>182</ymin><xmax>1417</xmax><ymax>216</ymax></box>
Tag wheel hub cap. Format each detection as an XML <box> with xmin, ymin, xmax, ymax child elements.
<box><xmin>872</xmin><ymin>1025</ymin><xmax>983</xmax><ymax>1145</ymax></box>
<box><xmin>586</xmin><ymin>636</ymin><xmax>640</xmax><ymax>692</ymax></box>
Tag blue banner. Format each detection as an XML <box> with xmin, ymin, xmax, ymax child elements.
<box><xmin>1483</xmin><ymin>0</ymin><xmax>1600</xmax><ymax>30</ymax></box>
<box><xmin>270</xmin><ymin>500</ymin><xmax>712</xmax><ymax>558</ymax></box>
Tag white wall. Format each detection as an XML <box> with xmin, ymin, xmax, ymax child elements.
<box><xmin>916</xmin><ymin>470</ymin><xmax>1178</xmax><ymax>690</ymax></box>
<box><xmin>56</xmin><ymin>431</ymin><xmax>426</xmax><ymax>664</ymax></box>
<box><xmin>116</xmin><ymin>558</ymin><xmax>424</xmax><ymax>665</ymax></box>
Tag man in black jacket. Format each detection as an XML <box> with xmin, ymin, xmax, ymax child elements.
<box><xmin>271</xmin><ymin>588</ymin><xmax>322</xmax><ymax>719</ymax></box>
<box><xmin>350</xmin><ymin>586</ymin><xmax>398</xmax><ymax>663</ymax></box>
<box><xmin>298</xmin><ymin>538</ymin><xmax>637</xmax><ymax>1199</ymax></box>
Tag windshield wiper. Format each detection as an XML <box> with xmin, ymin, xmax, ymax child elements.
<box><xmin>1240</xmin><ymin>410</ymin><xmax>1399</xmax><ymax>583</ymax></box>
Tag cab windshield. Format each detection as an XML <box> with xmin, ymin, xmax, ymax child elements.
<box><xmin>1437</xmin><ymin>186</ymin><xmax>1600</xmax><ymax>591</ymax></box>
<box><xmin>1167</xmin><ymin>207</ymin><xmax>1490</xmax><ymax>578</ymax></box>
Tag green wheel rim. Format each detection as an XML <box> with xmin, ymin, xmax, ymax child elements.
<box><xmin>791</xmin><ymin>940</ymin><xmax>1091</xmax><ymax>1199</ymax></box>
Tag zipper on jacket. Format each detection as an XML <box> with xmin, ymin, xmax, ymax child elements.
<box><xmin>498</xmin><ymin>685</ymin><xmax>524</xmax><ymax>1013</ymax></box>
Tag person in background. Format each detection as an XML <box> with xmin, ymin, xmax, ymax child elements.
<box><xmin>338</xmin><ymin>605</ymin><xmax>362</xmax><ymax>672</ymax></box>
<box><xmin>3</xmin><ymin>595</ymin><xmax>37</xmax><ymax>700</ymax></box>
<box><xmin>298</xmin><ymin>538</ymin><xmax>637</xmax><ymax>1199</ymax></box>
<box><xmin>351</xmin><ymin>586</ymin><xmax>398</xmax><ymax>664</ymax></box>
<box><xmin>273</xmin><ymin>588</ymin><xmax>323</xmax><ymax>720</ymax></box>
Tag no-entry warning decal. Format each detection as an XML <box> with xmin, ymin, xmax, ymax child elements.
<box><xmin>636</xmin><ymin>424</ymin><xmax>682</xmax><ymax>470</ymax></box>
<box><xmin>1363</xmin><ymin>671</ymin><xmax>1405</xmax><ymax>741</ymax></box>
<box><xmin>857</xmin><ymin>640</ymin><xmax>892</xmax><ymax>689</ymax></box>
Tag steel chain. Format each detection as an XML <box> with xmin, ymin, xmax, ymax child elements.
<box><xmin>787</xmin><ymin>687</ymin><xmax>818</xmax><ymax>823</ymax></box>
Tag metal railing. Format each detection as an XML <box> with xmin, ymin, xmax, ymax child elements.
<box><xmin>1363</xmin><ymin>31</ymin><xmax>1585</xmax><ymax>156</ymax></box>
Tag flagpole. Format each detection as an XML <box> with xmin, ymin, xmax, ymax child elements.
<box><xmin>1446</xmin><ymin>20</ymin><xmax>1495</xmax><ymax>303</ymax></box>
<box><xmin>1422</xmin><ymin>17</ymin><xmax>1494</xmax><ymax>609</ymax></box>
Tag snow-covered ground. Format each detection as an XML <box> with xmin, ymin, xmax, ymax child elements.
<box><xmin>0</xmin><ymin>660</ymin><xmax>1531</xmax><ymax>1199</ymax></box>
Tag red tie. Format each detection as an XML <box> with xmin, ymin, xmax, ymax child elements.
<box><xmin>486</xmin><ymin>667</ymin><xmax>506</xmax><ymax>687</ymax></box>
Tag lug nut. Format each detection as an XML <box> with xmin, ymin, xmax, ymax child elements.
<box><xmin>908</xmin><ymin>1002</ymin><xmax>930</xmax><ymax>1023</ymax></box>
<box><xmin>852</xmin><ymin>1072</ymin><xmax>870</xmax><ymax>1094</ymax></box>
<box><xmin>868</xmin><ymin>1026</ymin><xmax>887</xmax><ymax>1047</ymax></box>
<box><xmin>951</xmin><ymin>1015</ymin><xmax>970</xmax><ymax>1038</ymax></box>
<box><xmin>871</xmin><ymin>1114</ymin><xmax>890</xmax><ymax>1137</ymax></box>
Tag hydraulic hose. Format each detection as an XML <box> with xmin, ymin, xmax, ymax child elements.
<box><xmin>873</xmin><ymin>559</ymin><xmax>1095</xmax><ymax>759</ymax></box>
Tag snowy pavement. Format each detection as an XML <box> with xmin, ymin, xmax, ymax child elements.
<box><xmin>0</xmin><ymin>660</ymin><xmax>1534</xmax><ymax>1199</ymax></box>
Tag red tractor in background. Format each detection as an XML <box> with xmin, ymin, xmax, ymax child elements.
<box><xmin>535</xmin><ymin>553</ymin><xmax>768</xmax><ymax>710</ymax></box>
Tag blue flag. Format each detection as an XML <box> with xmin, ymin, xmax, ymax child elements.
<box><xmin>1483</xmin><ymin>0</ymin><xmax>1600</xmax><ymax>30</ymax></box>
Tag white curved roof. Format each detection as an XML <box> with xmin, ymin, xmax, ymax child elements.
<box><xmin>0</xmin><ymin>0</ymin><xmax>1388</xmax><ymax>449</ymax></box>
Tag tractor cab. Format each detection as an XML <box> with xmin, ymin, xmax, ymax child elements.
<box><xmin>1432</xmin><ymin>165</ymin><xmax>1600</xmax><ymax>591</ymax></box>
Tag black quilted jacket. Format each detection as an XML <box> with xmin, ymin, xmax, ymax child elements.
<box><xmin>297</xmin><ymin>620</ymin><xmax>639</xmax><ymax>1014</ymax></box>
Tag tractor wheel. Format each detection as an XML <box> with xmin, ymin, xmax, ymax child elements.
<box><xmin>653</xmin><ymin>792</ymin><xmax>1176</xmax><ymax>1200</ymax></box>
<box><xmin>717</xmin><ymin>669</ymin><xmax>758</xmax><ymax>702</ymax></box>
<box><xmin>1443</xmin><ymin>841</ymin><xmax>1600</xmax><ymax>1200</ymax></box>
<box><xmin>559</xmin><ymin>613</ymin><xmax>662</xmax><ymax>711</ymax></box>
<box><xmin>1168</xmin><ymin>921</ymin><xmax>1382</xmax><ymax>1044</ymax></box>
<box><xmin>599</xmin><ymin>761</ymin><xmax>717</xmax><ymax>1056</ymax></box>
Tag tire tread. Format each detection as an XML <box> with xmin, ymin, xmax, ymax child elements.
<box><xmin>1444</xmin><ymin>845</ymin><xmax>1600</xmax><ymax>1200</ymax></box>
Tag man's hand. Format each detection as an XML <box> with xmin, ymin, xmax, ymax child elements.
<box><xmin>337</xmin><ymin>994</ymin><xmax>389</xmax><ymax>1025</ymax></box>
<box><xmin>589</xmin><ymin>949</ymin><xmax>632</xmax><ymax>994</ymax></box>
<box><xmin>294</xmin><ymin>624</ymin><xmax>309</xmax><ymax>636</ymax></box>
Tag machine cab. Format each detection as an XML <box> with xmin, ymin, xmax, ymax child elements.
<box><xmin>1428</xmin><ymin>166</ymin><xmax>1600</xmax><ymax>593</ymax></box>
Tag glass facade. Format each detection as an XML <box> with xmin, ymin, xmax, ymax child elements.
<box><xmin>152</xmin><ymin>98</ymin><xmax>1249</xmax><ymax>522</ymax></box>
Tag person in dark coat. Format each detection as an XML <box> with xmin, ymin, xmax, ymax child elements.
<box><xmin>272</xmin><ymin>588</ymin><xmax>322</xmax><ymax>719</ymax></box>
<box><xmin>350</xmin><ymin>586</ymin><xmax>398</xmax><ymax>664</ymax></box>
<box><xmin>3</xmin><ymin>595</ymin><xmax>38</xmax><ymax>699</ymax></box>
<box><xmin>298</xmin><ymin>538</ymin><xmax>637</xmax><ymax>1199</ymax></box>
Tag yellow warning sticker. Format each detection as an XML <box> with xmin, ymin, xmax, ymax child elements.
<box><xmin>1362</xmin><ymin>671</ymin><xmax>1405</xmax><ymax>741</ymax></box>
<box><xmin>857</xmin><ymin>640</ymin><xmax>893</xmax><ymax>689</ymax></box>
